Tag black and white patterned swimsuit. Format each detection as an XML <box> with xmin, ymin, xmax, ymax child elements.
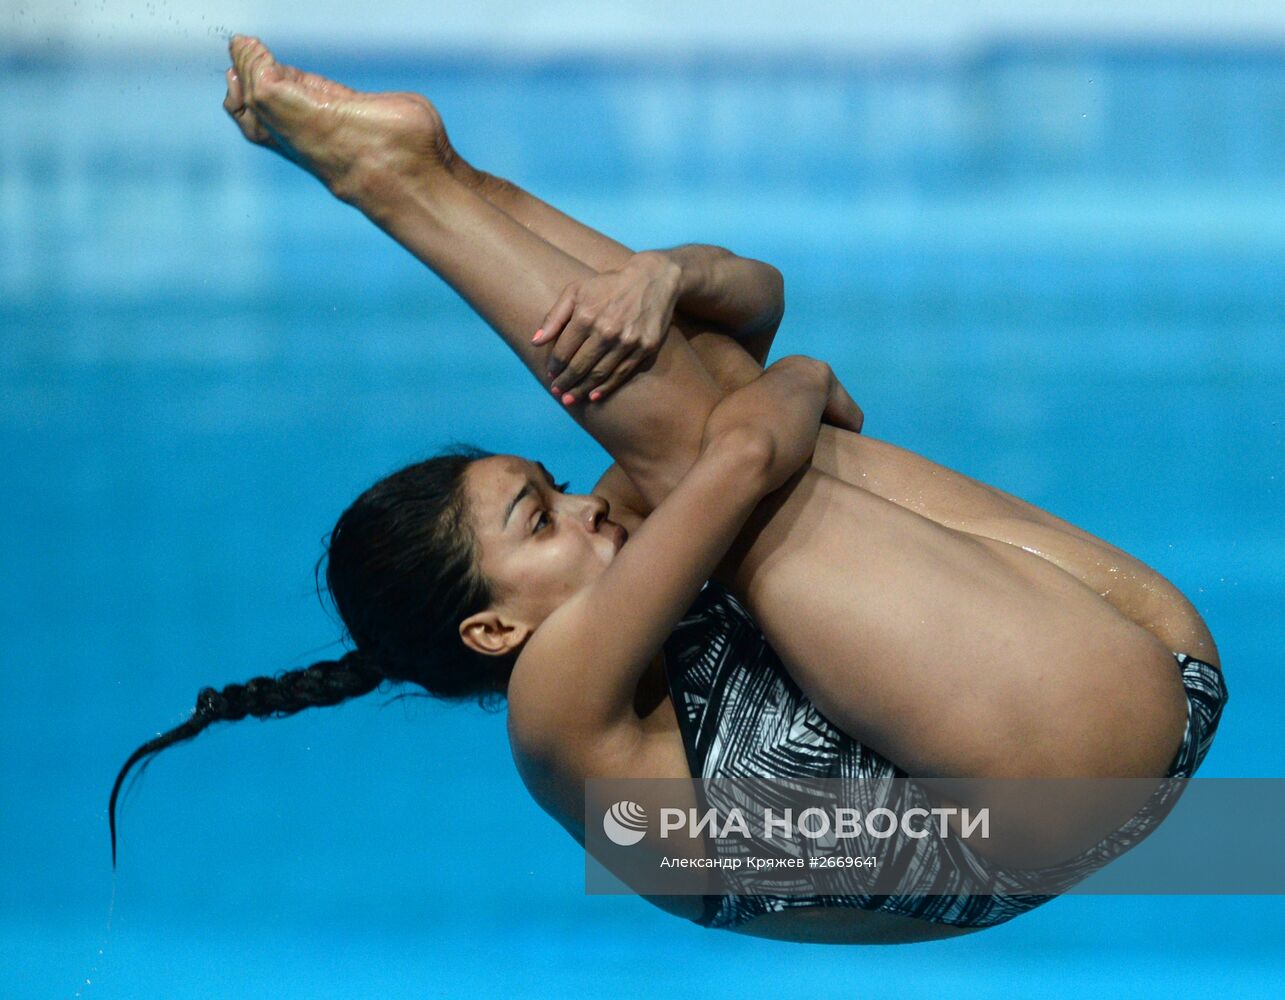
<box><xmin>661</xmin><ymin>580</ymin><xmax>1228</xmax><ymax>932</ymax></box>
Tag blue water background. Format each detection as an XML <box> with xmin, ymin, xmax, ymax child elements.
<box><xmin>2</xmin><ymin>41</ymin><xmax>1282</xmax><ymax>998</ymax></box>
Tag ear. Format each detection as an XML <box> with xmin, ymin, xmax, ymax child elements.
<box><xmin>459</xmin><ymin>608</ymin><xmax>533</xmax><ymax>658</ymax></box>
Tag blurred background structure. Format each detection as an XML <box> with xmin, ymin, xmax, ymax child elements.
<box><xmin>2</xmin><ymin>2</ymin><xmax>1282</xmax><ymax>998</ymax></box>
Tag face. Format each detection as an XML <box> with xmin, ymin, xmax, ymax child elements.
<box><xmin>460</xmin><ymin>455</ymin><xmax>626</xmax><ymax>652</ymax></box>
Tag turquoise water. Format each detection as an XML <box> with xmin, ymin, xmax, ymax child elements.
<box><xmin>2</xmin><ymin>43</ymin><xmax>1282</xmax><ymax>998</ymax></box>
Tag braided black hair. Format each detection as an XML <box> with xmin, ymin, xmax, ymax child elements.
<box><xmin>109</xmin><ymin>446</ymin><xmax>512</xmax><ymax>868</ymax></box>
<box><xmin>108</xmin><ymin>651</ymin><xmax>381</xmax><ymax>865</ymax></box>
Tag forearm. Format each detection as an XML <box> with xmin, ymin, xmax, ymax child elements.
<box><xmin>452</xmin><ymin>162</ymin><xmax>780</xmax><ymax>364</ymax></box>
<box><xmin>659</xmin><ymin>244</ymin><xmax>784</xmax><ymax>345</ymax></box>
<box><xmin>588</xmin><ymin>332</ymin><xmax>764</xmax><ymax>516</ymax></box>
<box><xmin>454</xmin><ymin>166</ymin><xmax>785</xmax><ymax>336</ymax></box>
<box><xmin>545</xmin><ymin>369</ymin><xmax>830</xmax><ymax>730</ymax></box>
<box><xmin>446</xmin><ymin>160</ymin><xmax>851</xmax><ymax>512</ymax></box>
<box><xmin>701</xmin><ymin>356</ymin><xmax>832</xmax><ymax>488</ymax></box>
<box><xmin>452</xmin><ymin>165</ymin><xmax>781</xmax><ymax>512</ymax></box>
<box><xmin>224</xmin><ymin>45</ymin><xmax>787</xmax><ymax>513</ymax></box>
<box><xmin>350</xmin><ymin>166</ymin><xmax>724</xmax><ymax>508</ymax></box>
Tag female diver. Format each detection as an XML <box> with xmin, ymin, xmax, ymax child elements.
<box><xmin>109</xmin><ymin>37</ymin><xmax>1227</xmax><ymax>945</ymax></box>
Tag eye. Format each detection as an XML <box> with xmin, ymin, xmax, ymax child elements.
<box><xmin>531</xmin><ymin>480</ymin><xmax>568</xmax><ymax>534</ymax></box>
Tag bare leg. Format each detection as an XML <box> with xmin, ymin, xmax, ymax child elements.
<box><xmin>440</xmin><ymin>143</ymin><xmax>1218</xmax><ymax>668</ymax></box>
<box><xmin>445</xmin><ymin>158</ymin><xmax>782</xmax><ymax>394</ymax></box>
<box><xmin>226</xmin><ymin>41</ymin><xmax>1193</xmax><ymax>791</ymax></box>
<box><xmin>449</xmin><ymin>161</ymin><xmax>634</xmax><ymax>277</ymax></box>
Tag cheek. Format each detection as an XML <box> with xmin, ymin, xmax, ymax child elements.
<box><xmin>550</xmin><ymin>539</ymin><xmax>585</xmax><ymax>582</ymax></box>
<box><xmin>477</xmin><ymin>538</ymin><xmax>529</xmax><ymax>598</ymax></box>
<box><xmin>546</xmin><ymin>537</ymin><xmax>594</xmax><ymax>588</ymax></box>
<box><xmin>510</xmin><ymin>536</ymin><xmax>593</xmax><ymax>596</ymax></box>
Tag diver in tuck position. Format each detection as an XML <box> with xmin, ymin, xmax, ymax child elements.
<box><xmin>110</xmin><ymin>36</ymin><xmax>1226</xmax><ymax>944</ymax></box>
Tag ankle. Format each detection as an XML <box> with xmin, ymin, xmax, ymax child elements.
<box><xmin>453</xmin><ymin>165</ymin><xmax>522</xmax><ymax>214</ymax></box>
<box><xmin>448</xmin><ymin>155</ymin><xmax>486</xmax><ymax>191</ymax></box>
<box><xmin>331</xmin><ymin>154</ymin><xmax>437</xmax><ymax>221</ymax></box>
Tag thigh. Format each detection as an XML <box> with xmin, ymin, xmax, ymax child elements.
<box><xmin>813</xmin><ymin>429</ymin><xmax>1219</xmax><ymax>667</ymax></box>
<box><xmin>718</xmin><ymin>466</ymin><xmax>1189</xmax><ymax>782</ymax></box>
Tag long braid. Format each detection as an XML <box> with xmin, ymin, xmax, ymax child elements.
<box><xmin>108</xmin><ymin>648</ymin><xmax>381</xmax><ymax>867</ymax></box>
<box><xmin>109</xmin><ymin>447</ymin><xmax>505</xmax><ymax>870</ymax></box>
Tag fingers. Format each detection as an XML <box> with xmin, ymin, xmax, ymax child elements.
<box><xmin>533</xmin><ymin>290</ymin><xmax>575</xmax><ymax>350</ymax></box>
<box><xmin>557</xmin><ymin>341</ymin><xmax>632</xmax><ymax>402</ymax></box>
<box><xmin>548</xmin><ymin>319</ymin><xmax>612</xmax><ymax>400</ymax></box>
<box><xmin>533</xmin><ymin>277</ymin><xmax>664</xmax><ymax>403</ymax></box>
<box><xmin>579</xmin><ymin>318</ymin><xmax>665</xmax><ymax>400</ymax></box>
<box><xmin>821</xmin><ymin>376</ymin><xmax>865</xmax><ymax>433</ymax></box>
<box><xmin>545</xmin><ymin>321</ymin><xmax>593</xmax><ymax>391</ymax></box>
<box><xmin>587</xmin><ymin>349</ymin><xmax>645</xmax><ymax>401</ymax></box>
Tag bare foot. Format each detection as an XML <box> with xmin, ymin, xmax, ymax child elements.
<box><xmin>223</xmin><ymin>35</ymin><xmax>455</xmax><ymax>202</ymax></box>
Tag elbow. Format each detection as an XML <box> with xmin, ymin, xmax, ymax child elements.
<box><xmin>702</xmin><ymin>424</ymin><xmax>777</xmax><ymax>491</ymax></box>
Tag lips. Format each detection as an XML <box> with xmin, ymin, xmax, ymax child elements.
<box><xmin>610</xmin><ymin>521</ymin><xmax>628</xmax><ymax>552</ymax></box>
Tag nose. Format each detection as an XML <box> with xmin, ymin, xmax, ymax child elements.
<box><xmin>581</xmin><ymin>493</ymin><xmax>610</xmax><ymax>531</ymax></box>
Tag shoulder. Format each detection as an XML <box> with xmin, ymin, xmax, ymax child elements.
<box><xmin>504</xmin><ymin>644</ymin><xmax>596</xmax><ymax>842</ymax></box>
<box><xmin>503</xmin><ymin>596</ymin><xmax>628</xmax><ymax>779</ymax></box>
<box><xmin>505</xmin><ymin>646</ymin><xmax>692</xmax><ymax>845</ymax></box>
<box><xmin>504</xmin><ymin>616</ymin><xmax>590</xmax><ymax>767</ymax></box>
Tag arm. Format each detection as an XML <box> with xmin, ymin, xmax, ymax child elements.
<box><xmin>508</xmin><ymin>357</ymin><xmax>836</xmax><ymax>776</ymax></box>
<box><xmin>591</xmin><ymin>334</ymin><xmax>861</xmax><ymax>518</ymax></box>
<box><xmin>224</xmin><ymin>42</ymin><xmax>769</xmax><ymax>510</ymax></box>
<box><xmin>662</xmin><ymin>244</ymin><xmax>784</xmax><ymax>364</ymax></box>
<box><xmin>535</xmin><ymin>246</ymin><xmax>783</xmax><ymax>401</ymax></box>
<box><xmin>444</xmin><ymin>161</ymin><xmax>793</xmax><ymax>506</ymax></box>
<box><xmin>452</xmin><ymin>163</ymin><xmax>784</xmax><ymax>367</ymax></box>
